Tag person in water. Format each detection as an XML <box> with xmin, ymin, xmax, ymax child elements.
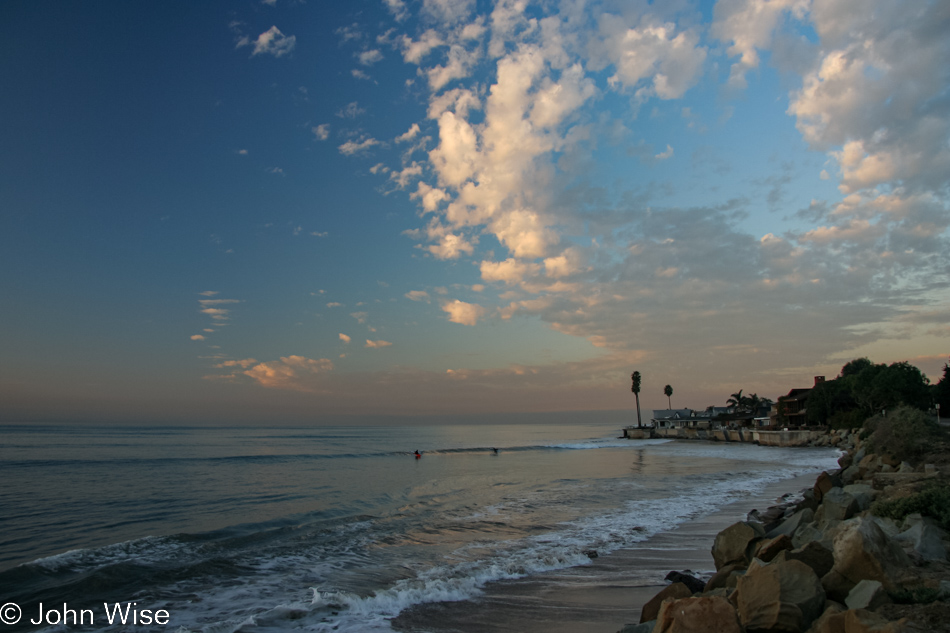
<box><xmin>414</xmin><ymin>450</ymin><xmax>421</xmax><ymax>459</ymax></box>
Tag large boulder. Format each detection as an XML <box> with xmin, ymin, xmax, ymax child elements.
<box><xmin>754</xmin><ymin>534</ymin><xmax>794</xmax><ymax>563</ymax></box>
<box><xmin>844</xmin><ymin>580</ymin><xmax>891</xmax><ymax>611</ymax></box>
<box><xmin>664</xmin><ymin>570</ymin><xmax>706</xmax><ymax>594</ymax></box>
<box><xmin>786</xmin><ymin>541</ymin><xmax>835</xmax><ymax>579</ymax></box>
<box><xmin>651</xmin><ymin>596</ymin><xmax>742</xmax><ymax>633</ymax></box>
<box><xmin>712</xmin><ymin>522</ymin><xmax>764</xmax><ymax>570</ymax></box>
<box><xmin>767</xmin><ymin>508</ymin><xmax>815</xmax><ymax>540</ymax></box>
<box><xmin>842</xmin><ymin>484</ymin><xmax>875</xmax><ymax>512</ymax></box>
<box><xmin>830</xmin><ymin>517</ymin><xmax>910</xmax><ymax>592</ymax></box>
<box><xmin>736</xmin><ymin>558</ymin><xmax>826</xmax><ymax>632</ymax></box>
<box><xmin>704</xmin><ymin>563</ymin><xmax>746</xmax><ymax>592</ymax></box>
<box><xmin>640</xmin><ymin>583</ymin><xmax>693</xmax><ymax>624</ymax></box>
<box><xmin>814</xmin><ymin>471</ymin><xmax>836</xmax><ymax>502</ymax></box>
<box><xmin>894</xmin><ymin>516</ymin><xmax>948</xmax><ymax>561</ymax></box>
<box><xmin>821</xmin><ymin>489</ymin><xmax>859</xmax><ymax>522</ymax></box>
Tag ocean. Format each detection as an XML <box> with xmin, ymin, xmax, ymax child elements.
<box><xmin>0</xmin><ymin>423</ymin><xmax>840</xmax><ymax>632</ymax></box>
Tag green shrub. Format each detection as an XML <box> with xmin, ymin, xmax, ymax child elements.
<box><xmin>828</xmin><ymin>408</ymin><xmax>867</xmax><ymax>430</ymax></box>
<box><xmin>872</xmin><ymin>480</ymin><xmax>950</xmax><ymax>530</ymax></box>
<box><xmin>889</xmin><ymin>587</ymin><xmax>942</xmax><ymax>605</ymax></box>
<box><xmin>863</xmin><ymin>405</ymin><xmax>944</xmax><ymax>463</ymax></box>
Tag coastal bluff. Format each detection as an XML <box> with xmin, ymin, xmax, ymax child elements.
<box><xmin>619</xmin><ymin>428</ymin><xmax>950</xmax><ymax>633</ymax></box>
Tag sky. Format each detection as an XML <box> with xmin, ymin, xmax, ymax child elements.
<box><xmin>1</xmin><ymin>0</ymin><xmax>948</xmax><ymax>425</ymax></box>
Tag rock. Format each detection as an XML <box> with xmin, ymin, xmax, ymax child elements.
<box><xmin>640</xmin><ymin>583</ymin><xmax>694</xmax><ymax>624</ymax></box>
<box><xmin>842</xmin><ymin>484</ymin><xmax>875</xmax><ymax>512</ymax></box>
<box><xmin>736</xmin><ymin>558</ymin><xmax>826</xmax><ymax>633</ymax></box>
<box><xmin>844</xmin><ymin>580</ymin><xmax>891</xmax><ymax>610</ymax></box>
<box><xmin>652</xmin><ymin>596</ymin><xmax>742</xmax><ymax>633</ymax></box>
<box><xmin>897</xmin><ymin>461</ymin><xmax>913</xmax><ymax>473</ymax></box>
<box><xmin>754</xmin><ymin>534</ymin><xmax>794</xmax><ymax>563</ymax></box>
<box><xmin>822</xmin><ymin>489</ymin><xmax>860</xmax><ymax>522</ymax></box>
<box><xmin>664</xmin><ymin>570</ymin><xmax>706</xmax><ymax>594</ymax></box>
<box><xmin>793</xmin><ymin>523</ymin><xmax>830</xmax><ymax>550</ymax></box>
<box><xmin>830</xmin><ymin>609</ymin><xmax>907</xmax><ymax>633</ymax></box>
<box><xmin>838</xmin><ymin>453</ymin><xmax>854</xmax><ymax>469</ymax></box>
<box><xmin>584</xmin><ymin>549</ymin><xmax>598</xmax><ymax>559</ymax></box>
<box><xmin>767</xmin><ymin>507</ymin><xmax>815</xmax><ymax>540</ymax></box>
<box><xmin>830</xmin><ymin>517</ymin><xmax>911</xmax><ymax>592</ymax></box>
<box><xmin>893</xmin><ymin>517</ymin><xmax>948</xmax><ymax>561</ymax></box>
<box><xmin>705</xmin><ymin>563</ymin><xmax>747</xmax><ymax>592</ymax></box>
<box><xmin>712</xmin><ymin>522</ymin><xmax>764</xmax><ymax>570</ymax></box>
<box><xmin>787</xmin><ymin>541</ymin><xmax>835</xmax><ymax>579</ymax></box>
<box><xmin>805</xmin><ymin>603</ymin><xmax>846</xmax><ymax>633</ymax></box>
<box><xmin>924</xmin><ymin>464</ymin><xmax>937</xmax><ymax>474</ymax></box>
<box><xmin>854</xmin><ymin>448</ymin><xmax>867</xmax><ymax>464</ymax></box>
<box><xmin>797</xmin><ymin>489</ymin><xmax>821</xmax><ymax>513</ymax></box>
<box><xmin>880</xmin><ymin>464</ymin><xmax>894</xmax><ymax>473</ymax></box>
<box><xmin>841</xmin><ymin>463</ymin><xmax>862</xmax><ymax>485</ymax></box>
<box><xmin>814</xmin><ymin>471</ymin><xmax>836</xmax><ymax>502</ymax></box>
<box><xmin>821</xmin><ymin>568</ymin><xmax>858</xmax><ymax>604</ymax></box>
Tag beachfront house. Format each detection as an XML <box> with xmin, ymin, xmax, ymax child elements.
<box><xmin>771</xmin><ymin>376</ymin><xmax>825</xmax><ymax>428</ymax></box>
<box><xmin>651</xmin><ymin>409</ymin><xmax>695</xmax><ymax>429</ymax></box>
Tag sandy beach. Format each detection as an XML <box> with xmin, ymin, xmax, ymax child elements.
<box><xmin>391</xmin><ymin>472</ymin><xmax>821</xmax><ymax>633</ymax></box>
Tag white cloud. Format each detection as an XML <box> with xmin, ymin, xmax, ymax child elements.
<box><xmin>655</xmin><ymin>144</ymin><xmax>674</xmax><ymax>160</ymax></box>
<box><xmin>337</xmin><ymin>102</ymin><xmax>365</xmax><ymax>119</ymax></box>
<box><xmin>358</xmin><ymin>49</ymin><xmax>384</xmax><ymax>66</ymax></box>
<box><xmin>396</xmin><ymin>123</ymin><xmax>421</xmax><ymax>143</ymax></box>
<box><xmin>423</xmin><ymin>0</ymin><xmax>474</xmax><ymax>25</ymax></box>
<box><xmin>191</xmin><ymin>334</ymin><xmax>206</xmax><ymax>341</ymax></box>
<box><xmin>405</xmin><ymin>290</ymin><xmax>430</xmax><ymax>302</ymax></box>
<box><xmin>327</xmin><ymin>302</ymin><xmax>343</xmax><ymax>308</ymax></box>
<box><xmin>312</xmin><ymin>124</ymin><xmax>330</xmax><ymax>141</ymax></box>
<box><xmin>351</xmin><ymin>311</ymin><xmax>368</xmax><ymax>324</ymax></box>
<box><xmin>239</xmin><ymin>356</ymin><xmax>334</xmax><ymax>391</ymax></box>
<box><xmin>383</xmin><ymin>0</ymin><xmax>409</xmax><ymax>22</ymax></box>
<box><xmin>480</xmin><ymin>258</ymin><xmax>541</xmax><ymax>285</ymax></box>
<box><xmin>712</xmin><ymin>0</ymin><xmax>807</xmax><ymax>90</ymax></box>
<box><xmin>401</xmin><ymin>30</ymin><xmax>445</xmax><ymax>64</ymax></box>
<box><xmin>442</xmin><ymin>299</ymin><xmax>487</xmax><ymax>326</ymax></box>
<box><xmin>339</xmin><ymin>333</ymin><xmax>352</xmax><ymax>344</ymax></box>
<box><xmin>597</xmin><ymin>15</ymin><xmax>707</xmax><ymax>100</ymax></box>
<box><xmin>338</xmin><ymin>137</ymin><xmax>381</xmax><ymax>156</ymax></box>
<box><xmin>365</xmin><ymin>339</ymin><xmax>393</xmax><ymax>348</ymax></box>
<box><xmin>244</xmin><ymin>26</ymin><xmax>296</xmax><ymax>58</ymax></box>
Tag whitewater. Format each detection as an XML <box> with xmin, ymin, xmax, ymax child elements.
<box><xmin>0</xmin><ymin>423</ymin><xmax>840</xmax><ymax>632</ymax></box>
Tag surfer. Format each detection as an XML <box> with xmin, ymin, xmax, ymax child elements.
<box><xmin>491</xmin><ymin>447</ymin><xmax>498</xmax><ymax>454</ymax></box>
<box><xmin>414</xmin><ymin>450</ymin><xmax>421</xmax><ymax>459</ymax></box>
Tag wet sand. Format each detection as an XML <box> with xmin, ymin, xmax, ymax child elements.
<box><xmin>391</xmin><ymin>471</ymin><xmax>820</xmax><ymax>633</ymax></box>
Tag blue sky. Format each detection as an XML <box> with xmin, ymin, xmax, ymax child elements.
<box><xmin>2</xmin><ymin>0</ymin><xmax>948</xmax><ymax>424</ymax></box>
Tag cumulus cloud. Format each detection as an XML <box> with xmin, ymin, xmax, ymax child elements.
<box><xmin>312</xmin><ymin>124</ymin><xmax>330</xmax><ymax>141</ymax></box>
<box><xmin>339</xmin><ymin>333</ymin><xmax>352</xmax><ymax>344</ymax></box>
<box><xmin>191</xmin><ymin>334</ymin><xmax>206</xmax><ymax>341</ymax></box>
<box><xmin>235</xmin><ymin>355</ymin><xmax>334</xmax><ymax>391</ymax></box>
<box><xmin>365</xmin><ymin>339</ymin><xmax>393</xmax><ymax>348</ymax></box>
<box><xmin>441</xmin><ymin>299</ymin><xmax>487</xmax><ymax>326</ymax></box>
<box><xmin>338</xmin><ymin>136</ymin><xmax>381</xmax><ymax>155</ymax></box>
<box><xmin>405</xmin><ymin>290</ymin><xmax>430</xmax><ymax>302</ymax></box>
<box><xmin>240</xmin><ymin>26</ymin><xmax>296</xmax><ymax>58</ymax></box>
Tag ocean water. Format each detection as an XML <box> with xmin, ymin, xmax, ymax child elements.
<box><xmin>0</xmin><ymin>423</ymin><xmax>840</xmax><ymax>632</ymax></box>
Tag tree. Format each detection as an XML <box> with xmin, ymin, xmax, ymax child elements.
<box><xmin>934</xmin><ymin>358</ymin><xmax>950</xmax><ymax>418</ymax></box>
<box><xmin>664</xmin><ymin>384</ymin><xmax>673</xmax><ymax>409</ymax></box>
<box><xmin>631</xmin><ymin>371</ymin><xmax>642</xmax><ymax>427</ymax></box>
<box><xmin>727</xmin><ymin>390</ymin><xmax>744</xmax><ymax>410</ymax></box>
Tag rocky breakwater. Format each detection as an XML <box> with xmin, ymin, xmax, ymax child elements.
<box><xmin>619</xmin><ymin>424</ymin><xmax>950</xmax><ymax>633</ymax></box>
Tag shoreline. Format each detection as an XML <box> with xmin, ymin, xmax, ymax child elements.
<box><xmin>390</xmin><ymin>470</ymin><xmax>824</xmax><ymax>633</ymax></box>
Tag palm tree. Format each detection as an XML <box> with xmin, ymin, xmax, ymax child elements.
<box><xmin>631</xmin><ymin>371</ymin><xmax>642</xmax><ymax>427</ymax></box>
<box><xmin>664</xmin><ymin>384</ymin><xmax>673</xmax><ymax>409</ymax></box>
<box><xmin>727</xmin><ymin>390</ymin><xmax>744</xmax><ymax>410</ymax></box>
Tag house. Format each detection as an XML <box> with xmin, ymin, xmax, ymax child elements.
<box><xmin>651</xmin><ymin>409</ymin><xmax>696</xmax><ymax>429</ymax></box>
<box><xmin>772</xmin><ymin>376</ymin><xmax>825</xmax><ymax>427</ymax></box>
